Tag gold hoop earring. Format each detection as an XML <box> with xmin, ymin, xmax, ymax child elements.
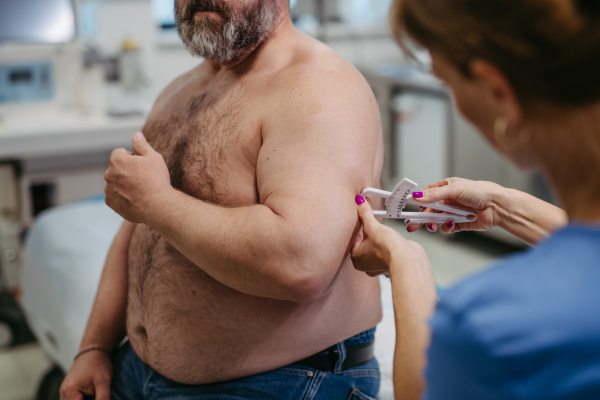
<box><xmin>493</xmin><ymin>116</ymin><xmax>532</xmax><ymax>148</ymax></box>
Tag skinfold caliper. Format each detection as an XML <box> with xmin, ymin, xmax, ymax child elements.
<box><xmin>361</xmin><ymin>178</ymin><xmax>477</xmax><ymax>225</ymax></box>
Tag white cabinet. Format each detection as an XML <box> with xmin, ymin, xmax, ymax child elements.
<box><xmin>392</xmin><ymin>91</ymin><xmax>449</xmax><ymax>190</ymax></box>
<box><xmin>450</xmin><ymin>104</ymin><xmax>537</xmax><ymax>195</ymax></box>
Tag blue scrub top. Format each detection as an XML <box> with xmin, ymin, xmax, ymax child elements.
<box><xmin>425</xmin><ymin>225</ymin><xmax>600</xmax><ymax>400</ymax></box>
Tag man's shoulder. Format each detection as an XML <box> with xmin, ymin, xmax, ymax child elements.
<box><xmin>270</xmin><ymin>34</ymin><xmax>371</xmax><ymax>99</ymax></box>
<box><xmin>263</xmin><ymin>42</ymin><xmax>380</xmax><ymax>141</ymax></box>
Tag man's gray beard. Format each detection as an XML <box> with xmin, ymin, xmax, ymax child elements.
<box><xmin>176</xmin><ymin>0</ymin><xmax>280</xmax><ymax>63</ymax></box>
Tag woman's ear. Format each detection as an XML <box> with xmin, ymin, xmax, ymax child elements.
<box><xmin>469</xmin><ymin>59</ymin><xmax>523</xmax><ymax>127</ymax></box>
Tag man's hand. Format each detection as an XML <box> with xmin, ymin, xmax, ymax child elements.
<box><xmin>60</xmin><ymin>351</ymin><xmax>112</xmax><ymax>400</ymax></box>
<box><xmin>105</xmin><ymin>132</ymin><xmax>172</xmax><ymax>223</ymax></box>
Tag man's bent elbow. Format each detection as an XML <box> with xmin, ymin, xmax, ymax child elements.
<box><xmin>280</xmin><ymin>264</ymin><xmax>332</xmax><ymax>304</ymax></box>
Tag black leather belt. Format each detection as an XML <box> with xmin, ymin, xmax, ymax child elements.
<box><xmin>293</xmin><ymin>340</ymin><xmax>374</xmax><ymax>372</ymax></box>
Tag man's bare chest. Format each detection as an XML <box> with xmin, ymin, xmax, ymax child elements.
<box><xmin>142</xmin><ymin>88</ymin><xmax>262</xmax><ymax>206</ymax></box>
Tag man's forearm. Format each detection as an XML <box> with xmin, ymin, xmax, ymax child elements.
<box><xmin>79</xmin><ymin>222</ymin><xmax>135</xmax><ymax>351</ymax></box>
<box><xmin>144</xmin><ymin>189</ymin><xmax>329</xmax><ymax>302</ymax></box>
<box><xmin>496</xmin><ymin>189</ymin><xmax>567</xmax><ymax>246</ymax></box>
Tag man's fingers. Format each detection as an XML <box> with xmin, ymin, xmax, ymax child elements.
<box><xmin>93</xmin><ymin>379</ymin><xmax>111</xmax><ymax>400</ymax></box>
<box><xmin>60</xmin><ymin>388</ymin><xmax>84</xmax><ymax>400</ymax></box>
<box><xmin>132</xmin><ymin>132</ymin><xmax>155</xmax><ymax>156</ymax></box>
<box><xmin>110</xmin><ymin>148</ymin><xmax>130</xmax><ymax>159</ymax></box>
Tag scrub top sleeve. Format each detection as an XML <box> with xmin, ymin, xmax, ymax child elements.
<box><xmin>423</xmin><ymin>300</ymin><xmax>511</xmax><ymax>400</ymax></box>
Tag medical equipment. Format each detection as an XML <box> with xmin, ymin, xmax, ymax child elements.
<box><xmin>0</xmin><ymin>0</ymin><xmax>81</xmax><ymax>109</ymax></box>
<box><xmin>0</xmin><ymin>0</ymin><xmax>76</xmax><ymax>44</ymax></box>
<box><xmin>0</xmin><ymin>61</ymin><xmax>54</xmax><ymax>104</ymax></box>
<box><xmin>0</xmin><ymin>44</ymin><xmax>83</xmax><ymax>112</ymax></box>
<box><xmin>362</xmin><ymin>178</ymin><xmax>477</xmax><ymax>225</ymax></box>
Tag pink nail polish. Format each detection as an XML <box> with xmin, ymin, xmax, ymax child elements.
<box><xmin>412</xmin><ymin>192</ymin><xmax>424</xmax><ymax>198</ymax></box>
<box><xmin>355</xmin><ymin>195</ymin><xmax>366</xmax><ymax>205</ymax></box>
<box><xmin>448</xmin><ymin>221</ymin><xmax>454</xmax><ymax>228</ymax></box>
<box><xmin>427</xmin><ymin>224</ymin><xmax>434</xmax><ymax>231</ymax></box>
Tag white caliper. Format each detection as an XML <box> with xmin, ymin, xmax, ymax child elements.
<box><xmin>361</xmin><ymin>178</ymin><xmax>477</xmax><ymax>225</ymax></box>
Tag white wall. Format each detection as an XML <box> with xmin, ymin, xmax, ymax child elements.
<box><xmin>84</xmin><ymin>0</ymin><xmax>403</xmax><ymax>105</ymax></box>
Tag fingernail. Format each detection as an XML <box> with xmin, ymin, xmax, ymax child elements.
<box><xmin>355</xmin><ymin>195</ymin><xmax>366</xmax><ymax>205</ymax></box>
<box><xmin>412</xmin><ymin>192</ymin><xmax>424</xmax><ymax>198</ymax></box>
<box><xmin>448</xmin><ymin>221</ymin><xmax>454</xmax><ymax>228</ymax></box>
<box><xmin>427</xmin><ymin>224</ymin><xmax>434</xmax><ymax>231</ymax></box>
<box><xmin>134</xmin><ymin>132</ymin><xmax>145</xmax><ymax>141</ymax></box>
<box><xmin>407</xmin><ymin>227</ymin><xmax>411</xmax><ymax>233</ymax></box>
<box><xmin>419</xmin><ymin>206</ymin><xmax>424</xmax><ymax>209</ymax></box>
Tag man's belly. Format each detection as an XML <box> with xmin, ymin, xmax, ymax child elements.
<box><xmin>126</xmin><ymin>224</ymin><xmax>381</xmax><ymax>384</ymax></box>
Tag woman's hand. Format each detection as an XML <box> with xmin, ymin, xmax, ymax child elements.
<box><xmin>407</xmin><ymin>177</ymin><xmax>567</xmax><ymax>246</ymax></box>
<box><xmin>352</xmin><ymin>195</ymin><xmax>437</xmax><ymax>400</ymax></box>
<box><xmin>407</xmin><ymin>178</ymin><xmax>504</xmax><ymax>234</ymax></box>
<box><xmin>352</xmin><ymin>195</ymin><xmax>432</xmax><ymax>280</ymax></box>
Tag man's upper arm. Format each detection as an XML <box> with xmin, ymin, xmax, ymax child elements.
<box><xmin>256</xmin><ymin>63</ymin><xmax>382</xmax><ymax>278</ymax></box>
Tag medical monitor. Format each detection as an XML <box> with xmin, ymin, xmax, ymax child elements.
<box><xmin>0</xmin><ymin>0</ymin><xmax>76</xmax><ymax>44</ymax></box>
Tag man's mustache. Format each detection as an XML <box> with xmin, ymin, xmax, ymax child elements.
<box><xmin>180</xmin><ymin>0</ymin><xmax>233</xmax><ymax>21</ymax></box>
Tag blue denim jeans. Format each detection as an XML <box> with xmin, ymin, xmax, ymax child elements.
<box><xmin>111</xmin><ymin>329</ymin><xmax>380</xmax><ymax>400</ymax></box>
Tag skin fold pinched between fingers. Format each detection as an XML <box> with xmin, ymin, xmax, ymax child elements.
<box><xmin>352</xmin><ymin>198</ymin><xmax>410</xmax><ymax>277</ymax></box>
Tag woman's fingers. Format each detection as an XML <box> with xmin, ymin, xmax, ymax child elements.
<box><xmin>407</xmin><ymin>223</ymin><xmax>422</xmax><ymax>233</ymax></box>
<box><xmin>353</xmin><ymin>225</ymin><xmax>364</xmax><ymax>251</ymax></box>
<box><xmin>441</xmin><ymin>221</ymin><xmax>455</xmax><ymax>234</ymax></box>
<box><xmin>407</xmin><ymin>204</ymin><xmax>443</xmax><ymax>233</ymax></box>
<box><xmin>422</xmin><ymin>178</ymin><xmax>451</xmax><ymax>191</ymax></box>
<box><xmin>355</xmin><ymin>195</ymin><xmax>378</xmax><ymax>231</ymax></box>
<box><xmin>425</xmin><ymin>223</ymin><xmax>438</xmax><ymax>232</ymax></box>
<box><xmin>413</xmin><ymin>184</ymin><xmax>459</xmax><ymax>204</ymax></box>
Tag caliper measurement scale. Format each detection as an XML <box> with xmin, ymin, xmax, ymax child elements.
<box><xmin>362</xmin><ymin>178</ymin><xmax>477</xmax><ymax>225</ymax></box>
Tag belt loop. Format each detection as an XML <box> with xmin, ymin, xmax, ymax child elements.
<box><xmin>333</xmin><ymin>342</ymin><xmax>346</xmax><ymax>373</ymax></box>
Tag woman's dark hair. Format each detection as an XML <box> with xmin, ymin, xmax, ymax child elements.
<box><xmin>391</xmin><ymin>0</ymin><xmax>600</xmax><ymax>106</ymax></box>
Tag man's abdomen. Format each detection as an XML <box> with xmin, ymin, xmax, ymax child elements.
<box><xmin>126</xmin><ymin>224</ymin><xmax>382</xmax><ymax>385</ymax></box>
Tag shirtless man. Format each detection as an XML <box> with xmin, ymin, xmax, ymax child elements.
<box><xmin>60</xmin><ymin>0</ymin><xmax>383</xmax><ymax>399</ymax></box>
